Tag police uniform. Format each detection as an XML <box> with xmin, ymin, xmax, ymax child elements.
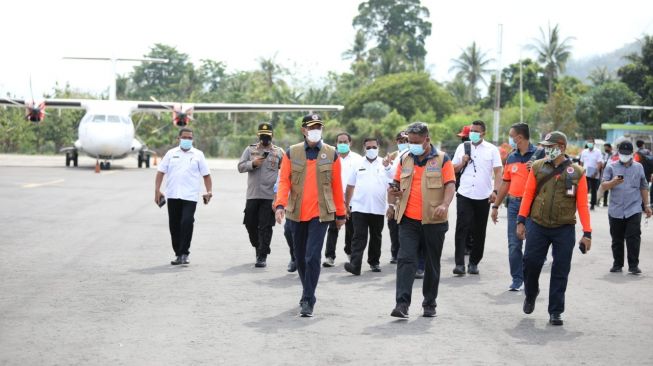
<box><xmin>274</xmin><ymin>114</ymin><xmax>346</xmax><ymax>316</ymax></box>
<box><xmin>237</xmin><ymin>122</ymin><xmax>285</xmax><ymax>267</ymax></box>
<box><xmin>517</xmin><ymin>131</ymin><xmax>592</xmax><ymax>324</ymax></box>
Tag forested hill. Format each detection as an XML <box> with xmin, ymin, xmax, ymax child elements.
<box><xmin>565</xmin><ymin>41</ymin><xmax>640</xmax><ymax>81</ymax></box>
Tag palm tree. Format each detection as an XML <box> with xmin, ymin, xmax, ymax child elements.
<box><xmin>449</xmin><ymin>42</ymin><xmax>493</xmax><ymax>103</ymax></box>
<box><xmin>588</xmin><ymin>66</ymin><xmax>614</xmax><ymax>86</ymax></box>
<box><xmin>529</xmin><ymin>24</ymin><xmax>574</xmax><ymax>98</ymax></box>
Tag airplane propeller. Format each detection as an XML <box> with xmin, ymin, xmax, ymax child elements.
<box><xmin>149</xmin><ymin>96</ymin><xmax>194</xmax><ymax>127</ymax></box>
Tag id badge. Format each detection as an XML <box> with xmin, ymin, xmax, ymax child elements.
<box><xmin>566</xmin><ymin>185</ymin><xmax>576</xmax><ymax>197</ymax></box>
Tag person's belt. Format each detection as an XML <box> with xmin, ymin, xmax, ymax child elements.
<box><xmin>508</xmin><ymin>195</ymin><xmax>522</xmax><ymax>200</ymax></box>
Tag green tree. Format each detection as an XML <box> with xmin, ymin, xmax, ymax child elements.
<box><xmin>618</xmin><ymin>35</ymin><xmax>653</xmax><ymax>116</ymax></box>
<box><xmin>576</xmin><ymin>81</ymin><xmax>640</xmax><ymax>138</ymax></box>
<box><xmin>343</xmin><ymin>72</ymin><xmax>455</xmax><ymax>122</ymax></box>
<box><xmin>587</xmin><ymin>66</ymin><xmax>614</xmax><ymax>86</ymax></box>
<box><xmin>485</xmin><ymin>58</ymin><xmax>548</xmax><ymax>108</ymax></box>
<box><xmin>449</xmin><ymin>41</ymin><xmax>493</xmax><ymax>103</ymax></box>
<box><xmin>529</xmin><ymin>24</ymin><xmax>574</xmax><ymax>99</ymax></box>
<box><xmin>352</xmin><ymin>0</ymin><xmax>431</xmax><ymax>76</ymax></box>
<box><xmin>541</xmin><ymin>88</ymin><xmax>578</xmax><ymax>137</ymax></box>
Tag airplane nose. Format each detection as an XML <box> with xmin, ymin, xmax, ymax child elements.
<box><xmin>88</xmin><ymin>125</ymin><xmax>127</xmax><ymax>155</ymax></box>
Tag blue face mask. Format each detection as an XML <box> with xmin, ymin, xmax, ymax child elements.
<box><xmin>180</xmin><ymin>138</ymin><xmax>193</xmax><ymax>150</ymax></box>
<box><xmin>509</xmin><ymin>136</ymin><xmax>517</xmax><ymax>149</ymax></box>
<box><xmin>587</xmin><ymin>143</ymin><xmax>594</xmax><ymax>149</ymax></box>
<box><xmin>469</xmin><ymin>131</ymin><xmax>482</xmax><ymax>144</ymax></box>
<box><xmin>337</xmin><ymin>143</ymin><xmax>350</xmax><ymax>154</ymax></box>
<box><xmin>409</xmin><ymin>143</ymin><xmax>425</xmax><ymax>156</ymax></box>
<box><xmin>397</xmin><ymin>143</ymin><xmax>409</xmax><ymax>152</ymax></box>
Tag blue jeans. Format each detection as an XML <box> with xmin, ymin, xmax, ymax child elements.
<box><xmin>523</xmin><ymin>222</ymin><xmax>575</xmax><ymax>315</ymax></box>
<box><xmin>507</xmin><ymin>198</ymin><xmax>524</xmax><ymax>286</ymax></box>
<box><xmin>288</xmin><ymin>218</ymin><xmax>329</xmax><ymax>307</ymax></box>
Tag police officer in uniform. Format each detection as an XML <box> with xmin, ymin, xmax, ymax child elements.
<box><xmin>516</xmin><ymin>131</ymin><xmax>592</xmax><ymax>326</ymax></box>
<box><xmin>274</xmin><ymin>114</ymin><xmax>346</xmax><ymax>317</ymax></box>
<box><xmin>238</xmin><ymin>122</ymin><xmax>285</xmax><ymax>268</ymax></box>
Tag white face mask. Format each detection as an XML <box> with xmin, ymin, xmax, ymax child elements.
<box><xmin>544</xmin><ymin>146</ymin><xmax>562</xmax><ymax>161</ymax></box>
<box><xmin>366</xmin><ymin>148</ymin><xmax>379</xmax><ymax>160</ymax></box>
<box><xmin>306</xmin><ymin>129</ymin><xmax>322</xmax><ymax>143</ymax></box>
<box><xmin>619</xmin><ymin>153</ymin><xmax>633</xmax><ymax>163</ymax></box>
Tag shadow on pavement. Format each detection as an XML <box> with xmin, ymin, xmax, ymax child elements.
<box><xmin>362</xmin><ymin>317</ymin><xmax>435</xmax><ymax>338</ymax></box>
<box><xmin>439</xmin><ymin>274</ymin><xmax>482</xmax><ymax>288</ymax></box>
<box><xmin>216</xmin><ymin>263</ymin><xmax>258</xmax><ymax>276</ymax></box>
<box><xmin>244</xmin><ymin>308</ymin><xmax>324</xmax><ymax>333</ymax></box>
<box><xmin>599</xmin><ymin>272</ymin><xmax>646</xmax><ymax>284</ymax></box>
<box><xmin>482</xmin><ymin>290</ymin><xmax>525</xmax><ymax>306</ymax></box>
<box><xmin>253</xmin><ymin>274</ymin><xmax>299</xmax><ymax>289</ymax></box>
<box><xmin>505</xmin><ymin>318</ymin><xmax>583</xmax><ymax>345</ymax></box>
<box><xmin>129</xmin><ymin>264</ymin><xmax>190</xmax><ymax>275</ymax></box>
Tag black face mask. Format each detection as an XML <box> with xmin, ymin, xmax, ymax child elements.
<box><xmin>260</xmin><ymin>135</ymin><xmax>272</xmax><ymax>146</ymax></box>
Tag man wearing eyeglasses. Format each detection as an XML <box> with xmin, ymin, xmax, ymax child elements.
<box><xmin>452</xmin><ymin>120</ymin><xmax>503</xmax><ymax>275</ymax></box>
<box><xmin>343</xmin><ymin>138</ymin><xmax>391</xmax><ymax>275</ymax></box>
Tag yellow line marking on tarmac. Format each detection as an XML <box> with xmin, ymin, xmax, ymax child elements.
<box><xmin>22</xmin><ymin>179</ymin><xmax>65</xmax><ymax>188</ymax></box>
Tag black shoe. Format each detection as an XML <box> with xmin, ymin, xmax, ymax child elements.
<box><xmin>453</xmin><ymin>265</ymin><xmax>465</xmax><ymax>275</ymax></box>
<box><xmin>287</xmin><ymin>260</ymin><xmax>297</xmax><ymax>272</ymax></box>
<box><xmin>300</xmin><ymin>302</ymin><xmax>313</xmax><ymax>317</ymax></box>
<box><xmin>414</xmin><ymin>269</ymin><xmax>425</xmax><ymax>279</ymax></box>
<box><xmin>255</xmin><ymin>256</ymin><xmax>267</xmax><ymax>268</ymax></box>
<box><xmin>590</xmin><ymin>205</ymin><xmax>595</xmax><ymax>211</ymax></box>
<box><xmin>549</xmin><ymin>313</ymin><xmax>563</xmax><ymax>326</ymax></box>
<box><xmin>170</xmin><ymin>256</ymin><xmax>182</xmax><ymax>265</ymax></box>
<box><xmin>523</xmin><ymin>290</ymin><xmax>539</xmax><ymax>314</ymax></box>
<box><xmin>609</xmin><ymin>266</ymin><xmax>623</xmax><ymax>273</ymax></box>
<box><xmin>423</xmin><ymin>305</ymin><xmax>436</xmax><ymax>317</ymax></box>
<box><xmin>181</xmin><ymin>254</ymin><xmax>189</xmax><ymax>265</ymax></box>
<box><xmin>629</xmin><ymin>266</ymin><xmax>642</xmax><ymax>274</ymax></box>
<box><xmin>391</xmin><ymin>303</ymin><xmax>409</xmax><ymax>319</ymax></box>
<box><xmin>370</xmin><ymin>264</ymin><xmax>381</xmax><ymax>272</ymax></box>
<box><xmin>390</xmin><ymin>257</ymin><xmax>398</xmax><ymax>264</ymax></box>
<box><xmin>344</xmin><ymin>262</ymin><xmax>361</xmax><ymax>276</ymax></box>
<box><xmin>468</xmin><ymin>264</ymin><xmax>479</xmax><ymax>275</ymax></box>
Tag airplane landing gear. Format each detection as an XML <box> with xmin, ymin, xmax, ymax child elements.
<box><xmin>138</xmin><ymin>152</ymin><xmax>150</xmax><ymax>168</ymax></box>
<box><xmin>65</xmin><ymin>151</ymin><xmax>78</xmax><ymax>167</ymax></box>
<box><xmin>99</xmin><ymin>161</ymin><xmax>111</xmax><ymax>170</ymax></box>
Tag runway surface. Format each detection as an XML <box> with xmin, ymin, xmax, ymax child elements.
<box><xmin>0</xmin><ymin>154</ymin><xmax>651</xmax><ymax>365</ymax></box>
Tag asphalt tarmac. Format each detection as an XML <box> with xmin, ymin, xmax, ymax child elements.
<box><xmin>0</xmin><ymin>154</ymin><xmax>651</xmax><ymax>365</ymax></box>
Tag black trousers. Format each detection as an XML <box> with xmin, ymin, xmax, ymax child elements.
<box><xmin>284</xmin><ymin>220</ymin><xmax>295</xmax><ymax>261</ymax></box>
<box><xmin>454</xmin><ymin>194</ymin><xmax>490</xmax><ymax>265</ymax></box>
<box><xmin>388</xmin><ymin>218</ymin><xmax>399</xmax><ymax>259</ymax></box>
<box><xmin>325</xmin><ymin>211</ymin><xmax>353</xmax><ymax>259</ymax></box>
<box><xmin>609</xmin><ymin>213</ymin><xmax>641</xmax><ymax>268</ymax></box>
<box><xmin>243</xmin><ymin>199</ymin><xmax>275</xmax><ymax>258</ymax></box>
<box><xmin>586</xmin><ymin>177</ymin><xmax>600</xmax><ymax>207</ymax></box>
<box><xmin>167</xmin><ymin>198</ymin><xmax>197</xmax><ymax>257</ymax></box>
<box><xmin>350</xmin><ymin>212</ymin><xmax>384</xmax><ymax>268</ymax></box>
<box><xmin>396</xmin><ymin>217</ymin><xmax>448</xmax><ymax>307</ymax></box>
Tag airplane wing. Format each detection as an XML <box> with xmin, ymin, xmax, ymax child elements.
<box><xmin>133</xmin><ymin>101</ymin><xmax>344</xmax><ymax>113</ymax></box>
<box><xmin>0</xmin><ymin>98</ymin><xmax>85</xmax><ymax>109</ymax></box>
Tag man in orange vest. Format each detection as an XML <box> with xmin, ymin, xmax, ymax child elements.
<box><xmin>274</xmin><ymin>114</ymin><xmax>346</xmax><ymax>317</ymax></box>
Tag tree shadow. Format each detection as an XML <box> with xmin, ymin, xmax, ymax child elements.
<box><xmin>505</xmin><ymin>318</ymin><xmax>584</xmax><ymax>345</ymax></box>
<box><xmin>243</xmin><ymin>308</ymin><xmax>324</xmax><ymax>333</ymax></box>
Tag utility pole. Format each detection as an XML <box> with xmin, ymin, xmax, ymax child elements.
<box><xmin>492</xmin><ymin>24</ymin><xmax>503</xmax><ymax>144</ymax></box>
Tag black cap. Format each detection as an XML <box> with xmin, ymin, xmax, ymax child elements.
<box><xmin>618</xmin><ymin>141</ymin><xmax>634</xmax><ymax>154</ymax></box>
<box><xmin>257</xmin><ymin>122</ymin><xmax>273</xmax><ymax>135</ymax></box>
<box><xmin>301</xmin><ymin>113</ymin><xmax>323</xmax><ymax>127</ymax></box>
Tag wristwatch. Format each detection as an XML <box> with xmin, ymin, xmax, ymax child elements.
<box><xmin>491</xmin><ymin>205</ymin><xmax>499</xmax><ymax>209</ymax></box>
<box><xmin>388</xmin><ymin>204</ymin><xmax>396</xmax><ymax>209</ymax></box>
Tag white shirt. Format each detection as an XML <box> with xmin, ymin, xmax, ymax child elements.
<box><xmin>339</xmin><ymin>151</ymin><xmax>363</xmax><ymax>194</ymax></box>
<box><xmin>158</xmin><ymin>147</ymin><xmax>210</xmax><ymax>202</ymax></box>
<box><xmin>348</xmin><ymin>157</ymin><xmax>388</xmax><ymax>215</ymax></box>
<box><xmin>386</xmin><ymin>149</ymin><xmax>409</xmax><ymax>182</ymax></box>
<box><xmin>452</xmin><ymin>140</ymin><xmax>502</xmax><ymax>200</ymax></box>
<box><xmin>580</xmin><ymin>148</ymin><xmax>603</xmax><ymax>178</ymax></box>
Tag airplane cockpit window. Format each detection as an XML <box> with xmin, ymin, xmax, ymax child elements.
<box><xmin>92</xmin><ymin>115</ymin><xmax>106</xmax><ymax>122</ymax></box>
<box><xmin>107</xmin><ymin>115</ymin><xmax>121</xmax><ymax>123</ymax></box>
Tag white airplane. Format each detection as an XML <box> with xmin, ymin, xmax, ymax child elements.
<box><xmin>0</xmin><ymin>56</ymin><xmax>344</xmax><ymax>169</ymax></box>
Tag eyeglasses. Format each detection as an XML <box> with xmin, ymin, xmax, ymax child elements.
<box><xmin>365</xmin><ymin>146</ymin><xmax>378</xmax><ymax>150</ymax></box>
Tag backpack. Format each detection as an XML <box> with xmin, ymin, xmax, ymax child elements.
<box><xmin>636</xmin><ymin>151</ymin><xmax>653</xmax><ymax>182</ymax></box>
<box><xmin>455</xmin><ymin>141</ymin><xmax>472</xmax><ymax>190</ymax></box>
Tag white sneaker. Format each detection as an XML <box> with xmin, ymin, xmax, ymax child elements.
<box><xmin>322</xmin><ymin>257</ymin><xmax>335</xmax><ymax>267</ymax></box>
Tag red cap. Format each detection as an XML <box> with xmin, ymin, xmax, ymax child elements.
<box><xmin>457</xmin><ymin>125</ymin><xmax>471</xmax><ymax>137</ymax></box>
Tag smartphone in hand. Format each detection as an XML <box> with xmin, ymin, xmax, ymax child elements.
<box><xmin>616</xmin><ymin>175</ymin><xmax>624</xmax><ymax>180</ymax></box>
<box><xmin>158</xmin><ymin>195</ymin><xmax>166</xmax><ymax>208</ymax></box>
<box><xmin>579</xmin><ymin>240</ymin><xmax>586</xmax><ymax>254</ymax></box>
